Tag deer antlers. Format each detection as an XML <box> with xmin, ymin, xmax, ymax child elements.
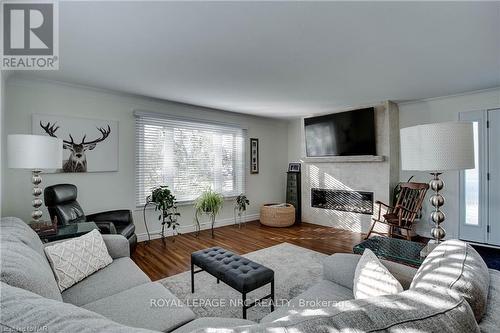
<box><xmin>40</xmin><ymin>121</ymin><xmax>74</xmax><ymax>144</ymax></box>
<box><xmin>81</xmin><ymin>125</ymin><xmax>111</xmax><ymax>145</ymax></box>
<box><xmin>40</xmin><ymin>121</ymin><xmax>111</xmax><ymax>146</ymax></box>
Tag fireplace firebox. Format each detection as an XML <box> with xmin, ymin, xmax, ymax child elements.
<box><xmin>311</xmin><ymin>188</ymin><xmax>373</xmax><ymax>215</ymax></box>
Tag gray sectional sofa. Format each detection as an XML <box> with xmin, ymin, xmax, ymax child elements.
<box><xmin>1</xmin><ymin>216</ymin><xmax>499</xmax><ymax>332</ymax></box>
<box><xmin>1</xmin><ymin>217</ymin><xmax>195</xmax><ymax>332</ymax></box>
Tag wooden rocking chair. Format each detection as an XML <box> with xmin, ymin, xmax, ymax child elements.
<box><xmin>365</xmin><ymin>182</ymin><xmax>429</xmax><ymax>240</ymax></box>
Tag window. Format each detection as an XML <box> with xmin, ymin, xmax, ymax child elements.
<box><xmin>464</xmin><ymin>121</ymin><xmax>479</xmax><ymax>225</ymax></box>
<box><xmin>135</xmin><ymin>111</ymin><xmax>246</xmax><ymax>206</ymax></box>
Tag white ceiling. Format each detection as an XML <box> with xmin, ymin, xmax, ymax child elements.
<box><xmin>13</xmin><ymin>1</ymin><xmax>500</xmax><ymax>118</ymax></box>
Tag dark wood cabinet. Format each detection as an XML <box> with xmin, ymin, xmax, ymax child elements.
<box><xmin>286</xmin><ymin>171</ymin><xmax>301</xmax><ymax>224</ymax></box>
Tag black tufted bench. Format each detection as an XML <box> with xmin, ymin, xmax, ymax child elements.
<box><xmin>191</xmin><ymin>247</ymin><xmax>275</xmax><ymax>319</ymax></box>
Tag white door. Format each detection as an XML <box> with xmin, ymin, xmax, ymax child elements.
<box><xmin>459</xmin><ymin>110</ymin><xmax>487</xmax><ymax>243</ymax></box>
<box><xmin>488</xmin><ymin>109</ymin><xmax>500</xmax><ymax>246</ymax></box>
<box><xmin>459</xmin><ymin>108</ymin><xmax>500</xmax><ymax>245</ymax></box>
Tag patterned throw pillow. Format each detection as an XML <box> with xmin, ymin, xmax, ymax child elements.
<box><xmin>44</xmin><ymin>229</ymin><xmax>112</xmax><ymax>291</ymax></box>
<box><xmin>353</xmin><ymin>249</ymin><xmax>403</xmax><ymax>299</ymax></box>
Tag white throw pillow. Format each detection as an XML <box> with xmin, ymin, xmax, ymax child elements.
<box><xmin>353</xmin><ymin>248</ymin><xmax>403</xmax><ymax>299</ymax></box>
<box><xmin>44</xmin><ymin>229</ymin><xmax>113</xmax><ymax>291</ymax></box>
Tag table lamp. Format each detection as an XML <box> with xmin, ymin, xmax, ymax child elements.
<box><xmin>400</xmin><ymin>122</ymin><xmax>474</xmax><ymax>256</ymax></box>
<box><xmin>8</xmin><ymin>134</ymin><xmax>63</xmax><ymax>223</ymax></box>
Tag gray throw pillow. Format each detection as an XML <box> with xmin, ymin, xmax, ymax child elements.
<box><xmin>44</xmin><ymin>229</ymin><xmax>113</xmax><ymax>291</ymax></box>
<box><xmin>410</xmin><ymin>239</ymin><xmax>490</xmax><ymax>322</ymax></box>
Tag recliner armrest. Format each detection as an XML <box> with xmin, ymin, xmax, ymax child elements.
<box><xmin>86</xmin><ymin>209</ymin><xmax>133</xmax><ymax>226</ymax></box>
<box><xmin>94</xmin><ymin>221</ymin><xmax>117</xmax><ymax>234</ymax></box>
<box><xmin>102</xmin><ymin>234</ymin><xmax>130</xmax><ymax>259</ymax></box>
<box><xmin>323</xmin><ymin>253</ymin><xmax>418</xmax><ymax>290</ymax></box>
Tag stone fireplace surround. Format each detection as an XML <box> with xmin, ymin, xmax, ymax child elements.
<box><xmin>297</xmin><ymin>101</ymin><xmax>400</xmax><ymax>234</ymax></box>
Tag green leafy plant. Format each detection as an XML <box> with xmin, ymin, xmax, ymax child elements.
<box><xmin>148</xmin><ymin>186</ymin><xmax>181</xmax><ymax>239</ymax></box>
<box><xmin>194</xmin><ymin>188</ymin><xmax>224</xmax><ymax>238</ymax></box>
<box><xmin>233</xmin><ymin>194</ymin><xmax>250</xmax><ymax>228</ymax></box>
<box><xmin>235</xmin><ymin>194</ymin><xmax>250</xmax><ymax>215</ymax></box>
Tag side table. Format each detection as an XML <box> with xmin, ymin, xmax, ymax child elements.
<box><xmin>353</xmin><ymin>236</ymin><xmax>426</xmax><ymax>268</ymax></box>
<box><xmin>38</xmin><ymin>222</ymin><xmax>99</xmax><ymax>243</ymax></box>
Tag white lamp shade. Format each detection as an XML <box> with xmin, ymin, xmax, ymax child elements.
<box><xmin>400</xmin><ymin>122</ymin><xmax>475</xmax><ymax>171</ymax></box>
<box><xmin>8</xmin><ymin>135</ymin><xmax>63</xmax><ymax>170</ymax></box>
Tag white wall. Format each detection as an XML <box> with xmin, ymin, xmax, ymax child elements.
<box><xmin>399</xmin><ymin>88</ymin><xmax>500</xmax><ymax>239</ymax></box>
<box><xmin>287</xmin><ymin>118</ymin><xmax>302</xmax><ymax>164</ymax></box>
<box><xmin>1</xmin><ymin>77</ymin><xmax>289</xmax><ymax>240</ymax></box>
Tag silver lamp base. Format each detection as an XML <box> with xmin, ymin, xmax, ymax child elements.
<box><xmin>421</xmin><ymin>172</ymin><xmax>446</xmax><ymax>257</ymax></box>
<box><xmin>31</xmin><ymin>170</ymin><xmax>44</xmax><ymax>223</ymax></box>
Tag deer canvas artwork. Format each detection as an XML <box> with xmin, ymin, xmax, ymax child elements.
<box><xmin>32</xmin><ymin>114</ymin><xmax>119</xmax><ymax>173</ymax></box>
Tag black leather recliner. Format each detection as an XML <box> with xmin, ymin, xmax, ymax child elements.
<box><xmin>44</xmin><ymin>184</ymin><xmax>137</xmax><ymax>252</ymax></box>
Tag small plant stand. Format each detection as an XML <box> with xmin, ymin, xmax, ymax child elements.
<box><xmin>234</xmin><ymin>207</ymin><xmax>246</xmax><ymax>228</ymax></box>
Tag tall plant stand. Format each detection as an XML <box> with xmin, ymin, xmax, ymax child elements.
<box><xmin>193</xmin><ymin>213</ymin><xmax>217</xmax><ymax>238</ymax></box>
<box><xmin>234</xmin><ymin>207</ymin><xmax>246</xmax><ymax>228</ymax></box>
<box><xmin>160</xmin><ymin>209</ymin><xmax>179</xmax><ymax>241</ymax></box>
<box><xmin>142</xmin><ymin>201</ymin><xmax>179</xmax><ymax>243</ymax></box>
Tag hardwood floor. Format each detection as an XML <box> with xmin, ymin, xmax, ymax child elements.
<box><xmin>131</xmin><ymin>220</ymin><xmax>365</xmax><ymax>281</ymax></box>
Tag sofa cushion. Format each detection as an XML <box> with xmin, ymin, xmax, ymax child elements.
<box><xmin>0</xmin><ymin>238</ymin><xmax>62</xmax><ymax>301</ymax></box>
<box><xmin>410</xmin><ymin>239</ymin><xmax>490</xmax><ymax>322</ymax></box>
<box><xmin>83</xmin><ymin>282</ymin><xmax>196</xmax><ymax>332</ymax></box>
<box><xmin>322</xmin><ymin>253</ymin><xmax>417</xmax><ymax>291</ymax></box>
<box><xmin>172</xmin><ymin>318</ymin><xmax>256</xmax><ymax>333</ymax></box>
<box><xmin>256</xmin><ymin>289</ymin><xmax>479</xmax><ymax>333</ymax></box>
<box><xmin>292</xmin><ymin>279</ymin><xmax>354</xmax><ymax>304</ymax></box>
<box><xmin>479</xmin><ymin>269</ymin><xmax>500</xmax><ymax>333</ymax></box>
<box><xmin>62</xmin><ymin>257</ymin><xmax>150</xmax><ymax>306</ymax></box>
<box><xmin>0</xmin><ymin>217</ymin><xmax>46</xmax><ymax>258</ymax></box>
<box><xmin>261</xmin><ymin>279</ymin><xmax>353</xmax><ymax>323</ymax></box>
<box><xmin>0</xmin><ymin>282</ymin><xmax>157</xmax><ymax>333</ymax></box>
<box><xmin>44</xmin><ymin>229</ymin><xmax>113</xmax><ymax>291</ymax></box>
<box><xmin>353</xmin><ymin>249</ymin><xmax>403</xmax><ymax>299</ymax></box>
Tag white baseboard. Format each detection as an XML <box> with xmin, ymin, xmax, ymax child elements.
<box><xmin>136</xmin><ymin>213</ymin><xmax>260</xmax><ymax>242</ymax></box>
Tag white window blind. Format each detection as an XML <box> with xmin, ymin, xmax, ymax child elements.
<box><xmin>135</xmin><ymin>112</ymin><xmax>246</xmax><ymax>206</ymax></box>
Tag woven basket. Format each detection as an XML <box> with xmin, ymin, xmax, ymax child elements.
<box><xmin>260</xmin><ymin>203</ymin><xmax>295</xmax><ymax>227</ymax></box>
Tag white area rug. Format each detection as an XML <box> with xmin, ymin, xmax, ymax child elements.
<box><xmin>160</xmin><ymin>243</ymin><xmax>327</xmax><ymax>322</ymax></box>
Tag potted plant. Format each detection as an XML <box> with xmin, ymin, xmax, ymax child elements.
<box><xmin>234</xmin><ymin>194</ymin><xmax>250</xmax><ymax>228</ymax></box>
<box><xmin>194</xmin><ymin>188</ymin><xmax>224</xmax><ymax>238</ymax></box>
<box><xmin>148</xmin><ymin>186</ymin><xmax>180</xmax><ymax>240</ymax></box>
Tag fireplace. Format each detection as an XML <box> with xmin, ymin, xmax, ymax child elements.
<box><xmin>311</xmin><ymin>188</ymin><xmax>374</xmax><ymax>215</ymax></box>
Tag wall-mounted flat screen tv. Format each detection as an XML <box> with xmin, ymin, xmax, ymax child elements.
<box><xmin>304</xmin><ymin>107</ymin><xmax>376</xmax><ymax>157</ymax></box>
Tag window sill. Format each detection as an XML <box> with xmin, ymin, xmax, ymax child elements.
<box><xmin>134</xmin><ymin>195</ymin><xmax>238</xmax><ymax>211</ymax></box>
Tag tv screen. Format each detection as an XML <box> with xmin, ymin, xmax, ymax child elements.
<box><xmin>304</xmin><ymin>107</ymin><xmax>376</xmax><ymax>157</ymax></box>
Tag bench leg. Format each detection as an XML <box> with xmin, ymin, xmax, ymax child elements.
<box><xmin>191</xmin><ymin>262</ymin><xmax>195</xmax><ymax>293</ymax></box>
<box><xmin>217</xmin><ymin>278</ymin><xmax>220</xmax><ymax>284</ymax></box>
<box><xmin>242</xmin><ymin>292</ymin><xmax>247</xmax><ymax>319</ymax></box>
<box><xmin>270</xmin><ymin>279</ymin><xmax>275</xmax><ymax>312</ymax></box>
